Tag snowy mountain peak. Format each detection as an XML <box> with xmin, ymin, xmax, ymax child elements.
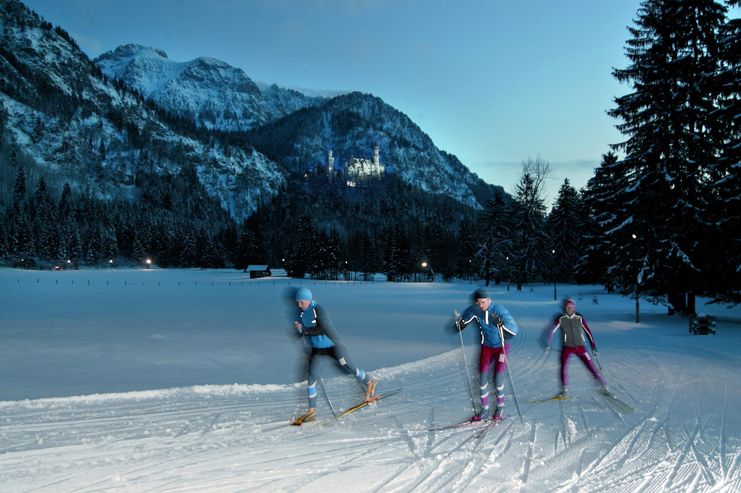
<box><xmin>95</xmin><ymin>44</ymin><xmax>324</xmax><ymax>132</ymax></box>
<box><xmin>95</xmin><ymin>43</ymin><xmax>170</xmax><ymax>62</ymax></box>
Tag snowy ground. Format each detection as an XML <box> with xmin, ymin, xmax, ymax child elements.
<box><xmin>1</xmin><ymin>269</ymin><xmax>740</xmax><ymax>492</ymax></box>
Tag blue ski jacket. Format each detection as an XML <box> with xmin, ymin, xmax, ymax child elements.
<box><xmin>460</xmin><ymin>302</ymin><xmax>518</xmax><ymax>348</ymax></box>
<box><xmin>296</xmin><ymin>301</ymin><xmax>337</xmax><ymax>349</ymax></box>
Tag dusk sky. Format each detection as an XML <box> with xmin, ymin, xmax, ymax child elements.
<box><xmin>22</xmin><ymin>0</ymin><xmax>647</xmax><ymax>204</ymax></box>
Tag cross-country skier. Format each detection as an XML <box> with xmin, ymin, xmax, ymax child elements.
<box><xmin>293</xmin><ymin>287</ymin><xmax>376</xmax><ymax>423</ymax></box>
<box><xmin>455</xmin><ymin>288</ymin><xmax>519</xmax><ymax>422</ymax></box>
<box><xmin>545</xmin><ymin>298</ymin><xmax>609</xmax><ymax>397</ymax></box>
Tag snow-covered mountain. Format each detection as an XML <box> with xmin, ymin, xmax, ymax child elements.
<box><xmin>95</xmin><ymin>44</ymin><xmax>324</xmax><ymax>132</ymax></box>
<box><xmin>94</xmin><ymin>46</ymin><xmax>498</xmax><ymax>209</ymax></box>
<box><xmin>248</xmin><ymin>92</ymin><xmax>500</xmax><ymax>209</ymax></box>
<box><xmin>0</xmin><ymin>0</ymin><xmax>284</xmax><ymax>221</ymax></box>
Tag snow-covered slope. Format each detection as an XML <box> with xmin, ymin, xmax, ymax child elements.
<box><xmin>1</xmin><ymin>269</ymin><xmax>739</xmax><ymax>492</ymax></box>
<box><xmin>95</xmin><ymin>44</ymin><xmax>324</xmax><ymax>132</ymax></box>
<box><xmin>0</xmin><ymin>1</ymin><xmax>284</xmax><ymax>220</ymax></box>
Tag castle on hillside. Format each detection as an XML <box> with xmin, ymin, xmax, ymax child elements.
<box><xmin>326</xmin><ymin>144</ymin><xmax>385</xmax><ymax>187</ymax></box>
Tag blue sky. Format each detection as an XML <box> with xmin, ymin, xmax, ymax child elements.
<box><xmin>23</xmin><ymin>0</ymin><xmax>648</xmax><ymax>204</ymax></box>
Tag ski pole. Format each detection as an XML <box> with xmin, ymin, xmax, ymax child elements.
<box><xmin>593</xmin><ymin>350</ymin><xmax>603</xmax><ymax>371</ymax></box>
<box><xmin>498</xmin><ymin>324</ymin><xmax>525</xmax><ymax>425</ymax></box>
<box><xmin>454</xmin><ymin>310</ymin><xmax>478</xmax><ymax>416</ymax></box>
<box><xmin>317</xmin><ymin>377</ymin><xmax>338</xmax><ymax>418</ymax></box>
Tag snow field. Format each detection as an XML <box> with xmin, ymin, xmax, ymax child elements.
<box><xmin>0</xmin><ymin>269</ymin><xmax>739</xmax><ymax>492</ymax></box>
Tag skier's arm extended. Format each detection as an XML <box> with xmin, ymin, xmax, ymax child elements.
<box><xmin>580</xmin><ymin>315</ymin><xmax>597</xmax><ymax>351</ymax></box>
<box><xmin>455</xmin><ymin>306</ymin><xmax>478</xmax><ymax>331</ymax></box>
<box><xmin>546</xmin><ymin>317</ymin><xmax>561</xmax><ymax>347</ymax></box>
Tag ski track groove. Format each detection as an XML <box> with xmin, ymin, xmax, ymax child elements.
<box><xmin>369</xmin><ymin>427</ymin><xmax>459</xmax><ymax>493</ymax></box>
<box><xmin>558</xmin><ymin>399</ymin><xmax>570</xmax><ymax>449</ymax></box>
<box><xmin>572</xmin><ymin>360</ymin><xmax>677</xmax><ymax>487</ymax></box>
<box><xmin>390</xmin><ymin>414</ymin><xmax>423</xmax><ymax>460</ymax></box>
<box><xmin>439</xmin><ymin>419</ymin><xmax>516</xmax><ymax>492</ymax></box>
<box><xmin>403</xmin><ymin>427</ymin><xmax>481</xmax><ymax>492</ymax></box>
<box><xmin>198</xmin><ymin>412</ymin><xmax>221</xmax><ymax>440</ymax></box>
<box><xmin>719</xmin><ymin>378</ymin><xmax>728</xmax><ymax>481</ymax></box>
<box><xmin>454</xmin><ymin>419</ymin><xmax>516</xmax><ymax>491</ymax></box>
<box><xmin>520</xmin><ymin>421</ymin><xmax>538</xmax><ymax>485</ymax></box>
<box><xmin>575</xmin><ymin>398</ymin><xmax>592</xmax><ymax>440</ymax></box>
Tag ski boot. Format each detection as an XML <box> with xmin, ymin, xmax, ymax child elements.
<box><xmin>292</xmin><ymin>408</ymin><xmax>316</xmax><ymax>426</ymax></box>
<box><xmin>598</xmin><ymin>384</ymin><xmax>614</xmax><ymax>398</ymax></box>
<box><xmin>469</xmin><ymin>405</ymin><xmax>489</xmax><ymax>422</ymax></box>
<box><xmin>556</xmin><ymin>386</ymin><xmax>568</xmax><ymax>399</ymax></box>
<box><xmin>493</xmin><ymin>406</ymin><xmax>505</xmax><ymax>421</ymax></box>
<box><xmin>364</xmin><ymin>380</ymin><xmax>377</xmax><ymax>401</ymax></box>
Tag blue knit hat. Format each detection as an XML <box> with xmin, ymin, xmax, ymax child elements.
<box><xmin>295</xmin><ymin>287</ymin><xmax>314</xmax><ymax>302</ymax></box>
<box><xmin>472</xmin><ymin>288</ymin><xmax>490</xmax><ymax>300</ymax></box>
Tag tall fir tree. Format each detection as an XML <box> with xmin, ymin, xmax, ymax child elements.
<box><xmin>607</xmin><ymin>0</ymin><xmax>729</xmax><ymax>307</ymax></box>
<box><xmin>510</xmin><ymin>160</ymin><xmax>548</xmax><ymax>290</ymax></box>
<box><xmin>13</xmin><ymin>166</ymin><xmax>25</xmax><ymax>206</ymax></box>
<box><xmin>476</xmin><ymin>190</ymin><xmax>513</xmax><ymax>285</ymax></box>
<box><xmin>579</xmin><ymin>152</ymin><xmax>624</xmax><ymax>286</ymax></box>
<box><xmin>707</xmin><ymin>0</ymin><xmax>741</xmax><ymax>301</ymax></box>
<box><xmin>547</xmin><ymin>179</ymin><xmax>583</xmax><ymax>283</ymax></box>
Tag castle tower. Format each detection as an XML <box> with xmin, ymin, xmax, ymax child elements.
<box><xmin>373</xmin><ymin>144</ymin><xmax>379</xmax><ymax>168</ymax></box>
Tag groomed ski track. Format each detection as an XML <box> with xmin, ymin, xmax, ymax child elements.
<box><xmin>2</xmin><ymin>315</ymin><xmax>739</xmax><ymax>493</ymax></box>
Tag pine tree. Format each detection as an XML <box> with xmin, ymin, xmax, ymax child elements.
<box><xmin>510</xmin><ymin>159</ymin><xmax>548</xmax><ymax>290</ymax></box>
<box><xmin>58</xmin><ymin>183</ymin><xmax>72</xmax><ymax>218</ymax></box>
<box><xmin>101</xmin><ymin>225</ymin><xmax>119</xmax><ymax>262</ymax></box>
<box><xmin>359</xmin><ymin>231</ymin><xmax>382</xmax><ymax>279</ymax></box>
<box><xmin>133</xmin><ymin>233</ymin><xmax>148</xmax><ymax>264</ymax></box>
<box><xmin>547</xmin><ymin>179</ymin><xmax>583</xmax><ymax>283</ymax></box>
<box><xmin>384</xmin><ymin>227</ymin><xmax>409</xmax><ymax>282</ymax></box>
<box><xmin>0</xmin><ymin>219</ymin><xmax>9</xmax><ymax>260</ymax></box>
<box><xmin>476</xmin><ymin>190</ymin><xmax>512</xmax><ymax>285</ymax></box>
<box><xmin>0</xmin><ymin>102</ymin><xmax>6</xmax><ymax>149</ymax></box>
<box><xmin>13</xmin><ymin>166</ymin><xmax>25</xmax><ymax>205</ymax></box>
<box><xmin>286</xmin><ymin>215</ymin><xmax>316</xmax><ymax>278</ymax></box>
<box><xmin>607</xmin><ymin>0</ymin><xmax>729</xmax><ymax>306</ymax></box>
<box><xmin>706</xmin><ymin>0</ymin><xmax>741</xmax><ymax>302</ymax></box>
<box><xmin>579</xmin><ymin>152</ymin><xmax>624</xmax><ymax>286</ymax></box>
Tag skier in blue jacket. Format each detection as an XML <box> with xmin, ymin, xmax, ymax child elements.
<box><xmin>293</xmin><ymin>287</ymin><xmax>376</xmax><ymax>423</ymax></box>
<box><xmin>456</xmin><ymin>288</ymin><xmax>519</xmax><ymax>421</ymax></box>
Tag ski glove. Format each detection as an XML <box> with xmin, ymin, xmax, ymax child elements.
<box><xmin>455</xmin><ymin>318</ymin><xmax>465</xmax><ymax>332</ymax></box>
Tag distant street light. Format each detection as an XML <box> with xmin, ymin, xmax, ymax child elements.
<box><xmin>551</xmin><ymin>249</ymin><xmax>557</xmax><ymax>301</ymax></box>
<box><xmin>506</xmin><ymin>256</ymin><xmax>510</xmax><ymax>291</ymax></box>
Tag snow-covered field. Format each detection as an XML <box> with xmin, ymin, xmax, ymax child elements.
<box><xmin>1</xmin><ymin>268</ymin><xmax>739</xmax><ymax>492</ymax></box>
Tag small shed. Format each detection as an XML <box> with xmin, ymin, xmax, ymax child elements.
<box><xmin>246</xmin><ymin>265</ymin><xmax>270</xmax><ymax>279</ymax></box>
